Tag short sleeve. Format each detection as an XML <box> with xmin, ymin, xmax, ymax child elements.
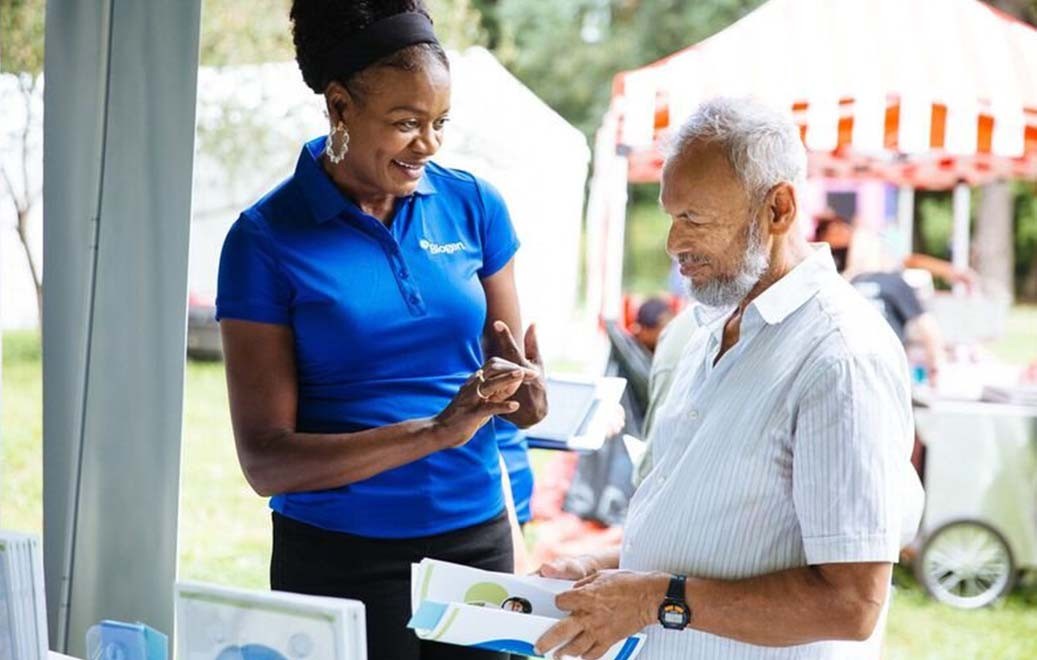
<box><xmin>215</xmin><ymin>214</ymin><xmax>292</xmax><ymax>325</ymax></box>
<box><xmin>475</xmin><ymin>179</ymin><xmax>520</xmax><ymax>279</ymax></box>
<box><xmin>792</xmin><ymin>352</ymin><xmax>916</xmax><ymax>565</ymax></box>
<box><xmin>885</xmin><ymin>274</ymin><xmax>924</xmax><ymax>323</ymax></box>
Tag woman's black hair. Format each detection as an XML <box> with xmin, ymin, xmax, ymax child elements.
<box><xmin>290</xmin><ymin>0</ymin><xmax>449</xmax><ymax>97</ymax></box>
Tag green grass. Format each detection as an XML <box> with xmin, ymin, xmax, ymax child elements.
<box><xmin>0</xmin><ymin>331</ymin><xmax>42</xmax><ymax>535</ymax></box>
<box><xmin>989</xmin><ymin>304</ymin><xmax>1037</xmax><ymax>364</ymax></box>
<box><xmin>885</xmin><ymin>568</ymin><xmax>1037</xmax><ymax>660</ymax></box>
<box><xmin>4</xmin><ymin>323</ymin><xmax>1037</xmax><ymax>656</ymax></box>
<box><xmin>623</xmin><ymin>194</ymin><xmax>673</xmax><ymax>296</ymax></box>
<box><xmin>177</xmin><ymin>359</ymin><xmax>271</xmax><ymax>589</ymax></box>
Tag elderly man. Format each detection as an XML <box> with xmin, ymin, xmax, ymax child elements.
<box><xmin>535</xmin><ymin>98</ymin><xmax>922</xmax><ymax>659</ymax></box>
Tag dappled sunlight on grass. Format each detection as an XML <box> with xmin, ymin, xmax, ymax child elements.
<box><xmin>1</xmin><ymin>331</ymin><xmax>43</xmax><ymax>534</ymax></box>
<box><xmin>178</xmin><ymin>359</ymin><xmax>271</xmax><ymax>589</ymax></box>
<box><xmin>886</xmin><ymin>566</ymin><xmax>1037</xmax><ymax>659</ymax></box>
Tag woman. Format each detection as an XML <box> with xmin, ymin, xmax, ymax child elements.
<box><xmin>215</xmin><ymin>2</ymin><xmax>547</xmax><ymax>658</ymax></box>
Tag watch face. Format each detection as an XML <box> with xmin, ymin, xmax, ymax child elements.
<box><xmin>658</xmin><ymin>601</ymin><xmax>689</xmax><ymax>629</ymax></box>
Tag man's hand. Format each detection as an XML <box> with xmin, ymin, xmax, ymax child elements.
<box><xmin>535</xmin><ymin>570</ymin><xmax>667</xmax><ymax>659</ymax></box>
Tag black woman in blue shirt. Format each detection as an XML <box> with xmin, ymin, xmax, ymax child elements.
<box><xmin>215</xmin><ymin>2</ymin><xmax>548</xmax><ymax>658</ymax></box>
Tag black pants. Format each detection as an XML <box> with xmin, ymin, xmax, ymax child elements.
<box><xmin>271</xmin><ymin>511</ymin><xmax>514</xmax><ymax>660</ymax></box>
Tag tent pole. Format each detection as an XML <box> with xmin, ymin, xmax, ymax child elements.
<box><xmin>585</xmin><ymin>112</ymin><xmax>628</xmax><ymax>324</ymax></box>
<box><xmin>951</xmin><ymin>182</ymin><xmax>971</xmax><ymax>275</ymax></box>
<box><xmin>897</xmin><ymin>186</ymin><xmax>915</xmax><ymax>253</ymax></box>
<box><xmin>43</xmin><ymin>1</ymin><xmax>201</xmax><ymax>654</ymax></box>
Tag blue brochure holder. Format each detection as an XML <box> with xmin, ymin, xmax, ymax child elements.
<box><xmin>85</xmin><ymin>620</ymin><xmax>168</xmax><ymax>660</ymax></box>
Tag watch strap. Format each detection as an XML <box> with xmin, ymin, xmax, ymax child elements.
<box><xmin>666</xmin><ymin>574</ymin><xmax>687</xmax><ymax>601</ymax></box>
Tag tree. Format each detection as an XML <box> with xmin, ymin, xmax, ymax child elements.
<box><xmin>484</xmin><ymin>0</ymin><xmax>766</xmax><ymax>136</ymax></box>
<box><xmin>975</xmin><ymin>183</ymin><xmax>1015</xmax><ymax>296</ymax></box>
<box><xmin>984</xmin><ymin>0</ymin><xmax>1037</xmax><ymax>23</ymax></box>
<box><xmin>198</xmin><ymin>0</ymin><xmax>294</xmax><ymax>66</ymax></box>
<box><xmin>492</xmin><ymin>0</ymin><xmax>634</xmax><ymax>136</ymax></box>
<box><xmin>1</xmin><ymin>0</ymin><xmax>45</xmax><ymax>327</ymax></box>
<box><xmin>976</xmin><ymin>0</ymin><xmax>1037</xmax><ymax>298</ymax></box>
<box><xmin>1016</xmin><ymin>182</ymin><xmax>1037</xmax><ymax>298</ymax></box>
<box><xmin>197</xmin><ymin>0</ymin><xmax>488</xmax><ymax>67</ymax></box>
<box><xmin>428</xmin><ymin>0</ymin><xmax>488</xmax><ymax>49</ymax></box>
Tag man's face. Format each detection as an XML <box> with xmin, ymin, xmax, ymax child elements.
<box><xmin>815</xmin><ymin>219</ymin><xmax>853</xmax><ymax>273</ymax></box>
<box><xmin>818</xmin><ymin>220</ymin><xmax>853</xmax><ymax>250</ymax></box>
<box><xmin>660</xmin><ymin>141</ymin><xmax>771</xmax><ymax>307</ymax></box>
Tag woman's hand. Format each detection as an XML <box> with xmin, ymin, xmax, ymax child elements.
<box><xmin>491</xmin><ymin>321</ymin><xmax>548</xmax><ymax>427</ymax></box>
<box><xmin>433</xmin><ymin>358</ymin><xmax>536</xmax><ymax>448</ymax></box>
<box><xmin>536</xmin><ymin>554</ymin><xmax>605</xmax><ymax>581</ymax></box>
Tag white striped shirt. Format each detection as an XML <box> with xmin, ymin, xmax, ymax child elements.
<box><xmin>622</xmin><ymin>245</ymin><xmax>922</xmax><ymax>659</ymax></box>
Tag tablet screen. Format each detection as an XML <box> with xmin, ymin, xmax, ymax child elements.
<box><xmin>524</xmin><ymin>379</ymin><xmax>597</xmax><ymax>442</ymax></box>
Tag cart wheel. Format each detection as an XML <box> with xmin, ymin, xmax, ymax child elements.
<box><xmin>915</xmin><ymin>519</ymin><xmax>1016</xmax><ymax>609</ymax></box>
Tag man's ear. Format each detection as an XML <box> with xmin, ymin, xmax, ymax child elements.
<box><xmin>766</xmin><ymin>182</ymin><xmax>798</xmax><ymax>235</ymax></box>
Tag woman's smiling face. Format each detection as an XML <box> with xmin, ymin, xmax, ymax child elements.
<box><xmin>328</xmin><ymin>57</ymin><xmax>451</xmax><ymax>199</ymax></box>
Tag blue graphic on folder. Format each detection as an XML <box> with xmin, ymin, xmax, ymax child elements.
<box><xmin>85</xmin><ymin>620</ymin><xmax>168</xmax><ymax>660</ymax></box>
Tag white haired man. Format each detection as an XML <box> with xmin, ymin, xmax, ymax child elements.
<box><xmin>534</xmin><ymin>98</ymin><xmax>923</xmax><ymax>659</ymax></box>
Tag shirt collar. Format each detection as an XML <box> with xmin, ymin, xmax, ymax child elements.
<box><xmin>414</xmin><ymin>171</ymin><xmax>437</xmax><ymax>195</ymax></box>
<box><xmin>749</xmin><ymin>243</ymin><xmax>837</xmax><ymax>325</ymax></box>
<box><xmin>689</xmin><ymin>243</ymin><xmax>836</xmax><ymax>331</ymax></box>
<box><xmin>692</xmin><ymin>303</ymin><xmax>732</xmax><ymax>329</ymax></box>
<box><xmin>295</xmin><ymin>136</ymin><xmax>437</xmax><ymax>225</ymax></box>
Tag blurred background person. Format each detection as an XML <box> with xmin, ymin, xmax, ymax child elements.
<box><xmin>629</xmin><ymin>296</ymin><xmax>675</xmax><ymax>355</ymax></box>
<box><xmin>814</xmin><ymin>213</ymin><xmax>946</xmax><ymax>386</ymax></box>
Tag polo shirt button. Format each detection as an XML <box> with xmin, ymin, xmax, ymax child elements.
<box><xmin>409</xmin><ymin>294</ymin><xmax>420</xmax><ymax>304</ymax></box>
<box><xmin>400</xmin><ymin>268</ymin><xmax>409</xmax><ymax>279</ymax></box>
<box><xmin>688</xmin><ymin>409</ymin><xmax>699</xmax><ymax>420</ymax></box>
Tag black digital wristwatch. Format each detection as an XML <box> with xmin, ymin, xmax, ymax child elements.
<box><xmin>657</xmin><ymin>574</ymin><xmax>691</xmax><ymax>630</ymax></box>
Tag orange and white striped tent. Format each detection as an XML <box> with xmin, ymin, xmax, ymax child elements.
<box><xmin>611</xmin><ymin>0</ymin><xmax>1037</xmax><ymax>189</ymax></box>
<box><xmin>583</xmin><ymin>0</ymin><xmax>1037</xmax><ymax>323</ymax></box>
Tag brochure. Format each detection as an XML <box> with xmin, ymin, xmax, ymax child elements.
<box><xmin>0</xmin><ymin>531</ymin><xmax>48</xmax><ymax>660</ymax></box>
<box><xmin>408</xmin><ymin>558</ymin><xmax>645</xmax><ymax>659</ymax></box>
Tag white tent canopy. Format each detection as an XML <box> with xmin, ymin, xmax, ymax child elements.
<box><xmin>613</xmin><ymin>0</ymin><xmax>1037</xmax><ymax>187</ymax></box>
<box><xmin>586</xmin><ymin>0</ymin><xmax>1037</xmax><ymax>321</ymax></box>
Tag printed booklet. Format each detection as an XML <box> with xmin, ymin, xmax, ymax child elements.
<box><xmin>408</xmin><ymin>558</ymin><xmax>645</xmax><ymax>659</ymax></box>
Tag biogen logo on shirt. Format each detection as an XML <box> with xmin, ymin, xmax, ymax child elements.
<box><xmin>419</xmin><ymin>239</ymin><xmax>466</xmax><ymax>255</ymax></box>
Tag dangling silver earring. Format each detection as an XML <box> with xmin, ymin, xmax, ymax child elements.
<box><xmin>325</xmin><ymin>121</ymin><xmax>349</xmax><ymax>164</ymax></box>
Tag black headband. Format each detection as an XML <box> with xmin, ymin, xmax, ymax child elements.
<box><xmin>324</xmin><ymin>13</ymin><xmax>440</xmax><ymax>89</ymax></box>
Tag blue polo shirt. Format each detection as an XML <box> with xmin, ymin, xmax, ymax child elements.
<box><xmin>216</xmin><ymin>137</ymin><xmax>521</xmax><ymax>539</ymax></box>
<box><xmin>498</xmin><ymin>420</ymin><xmax>533</xmax><ymax>524</ymax></box>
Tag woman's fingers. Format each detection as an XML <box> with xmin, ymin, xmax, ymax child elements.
<box><xmin>524</xmin><ymin>323</ymin><xmax>543</xmax><ymax>368</ymax></box>
<box><xmin>478</xmin><ymin>369</ymin><xmax>525</xmax><ymax>401</ymax></box>
<box><xmin>493</xmin><ymin>320</ymin><xmax>524</xmax><ymax>361</ymax></box>
<box><xmin>480</xmin><ymin>400</ymin><xmax>520</xmax><ymax>416</ymax></box>
<box><xmin>483</xmin><ymin>358</ymin><xmax>538</xmax><ymax>381</ymax></box>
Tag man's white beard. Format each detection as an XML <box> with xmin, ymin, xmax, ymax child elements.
<box><xmin>684</xmin><ymin>219</ymin><xmax>770</xmax><ymax>308</ymax></box>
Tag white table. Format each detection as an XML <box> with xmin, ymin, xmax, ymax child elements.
<box><xmin>915</xmin><ymin>398</ymin><xmax>1037</xmax><ymax>568</ymax></box>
